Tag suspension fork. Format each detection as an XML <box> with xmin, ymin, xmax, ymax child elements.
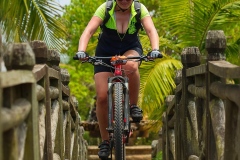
<box><xmin>107</xmin><ymin>79</ymin><xmax>114</xmax><ymax>133</ymax></box>
<box><xmin>114</xmin><ymin>63</ymin><xmax>130</xmax><ymax>131</ymax></box>
<box><xmin>106</xmin><ymin>76</ymin><xmax>130</xmax><ymax>133</ymax></box>
<box><xmin>123</xmin><ymin>79</ymin><xmax>130</xmax><ymax>132</ymax></box>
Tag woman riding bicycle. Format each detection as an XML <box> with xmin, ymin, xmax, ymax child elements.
<box><xmin>76</xmin><ymin>0</ymin><xmax>161</xmax><ymax>159</ymax></box>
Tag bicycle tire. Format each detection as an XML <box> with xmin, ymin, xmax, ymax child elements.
<box><xmin>113</xmin><ymin>82</ymin><xmax>125</xmax><ymax>160</ymax></box>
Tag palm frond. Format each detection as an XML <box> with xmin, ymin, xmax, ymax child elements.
<box><xmin>138</xmin><ymin>54</ymin><xmax>182</xmax><ymax>118</ymax></box>
<box><xmin>161</xmin><ymin>0</ymin><xmax>240</xmax><ymax>52</ymax></box>
<box><xmin>0</xmin><ymin>0</ymin><xmax>67</xmax><ymax>51</ymax></box>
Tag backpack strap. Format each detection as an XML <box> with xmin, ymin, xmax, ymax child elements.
<box><xmin>133</xmin><ymin>0</ymin><xmax>143</xmax><ymax>31</ymax></box>
<box><xmin>100</xmin><ymin>0</ymin><xmax>113</xmax><ymax>29</ymax></box>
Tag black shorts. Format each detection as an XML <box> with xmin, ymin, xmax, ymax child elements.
<box><xmin>94</xmin><ymin>46</ymin><xmax>143</xmax><ymax>74</ymax></box>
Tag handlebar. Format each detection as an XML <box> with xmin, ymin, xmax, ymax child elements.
<box><xmin>73</xmin><ymin>54</ymin><xmax>162</xmax><ymax>62</ymax></box>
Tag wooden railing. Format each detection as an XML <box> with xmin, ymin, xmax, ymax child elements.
<box><xmin>162</xmin><ymin>30</ymin><xmax>240</xmax><ymax>160</ymax></box>
<box><xmin>0</xmin><ymin>41</ymin><xmax>87</xmax><ymax>160</ymax></box>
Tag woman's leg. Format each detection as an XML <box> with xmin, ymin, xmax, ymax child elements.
<box><xmin>94</xmin><ymin>72</ymin><xmax>113</xmax><ymax>141</ymax></box>
<box><xmin>122</xmin><ymin>50</ymin><xmax>140</xmax><ymax>105</ymax></box>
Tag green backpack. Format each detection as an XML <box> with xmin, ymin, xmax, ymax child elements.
<box><xmin>100</xmin><ymin>0</ymin><xmax>143</xmax><ymax>31</ymax></box>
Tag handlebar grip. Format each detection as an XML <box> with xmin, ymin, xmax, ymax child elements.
<box><xmin>73</xmin><ymin>55</ymin><xmax>79</xmax><ymax>60</ymax></box>
<box><xmin>158</xmin><ymin>53</ymin><xmax>163</xmax><ymax>58</ymax></box>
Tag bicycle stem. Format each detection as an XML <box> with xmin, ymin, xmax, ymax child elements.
<box><xmin>114</xmin><ymin>64</ymin><xmax>122</xmax><ymax>76</ymax></box>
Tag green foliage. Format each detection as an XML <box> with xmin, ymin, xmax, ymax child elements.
<box><xmin>160</xmin><ymin>0</ymin><xmax>240</xmax><ymax>60</ymax></box>
<box><xmin>153</xmin><ymin>151</ymin><xmax>163</xmax><ymax>160</ymax></box>
<box><xmin>61</xmin><ymin>0</ymin><xmax>102</xmax><ymax>119</ymax></box>
<box><xmin>0</xmin><ymin>0</ymin><xmax>67</xmax><ymax>51</ymax></box>
<box><xmin>134</xmin><ymin>132</ymin><xmax>160</xmax><ymax>145</ymax></box>
<box><xmin>138</xmin><ymin>53</ymin><xmax>182</xmax><ymax>132</ymax></box>
<box><xmin>61</xmin><ymin>0</ymin><xmax>101</xmax><ymax>56</ymax></box>
<box><xmin>60</xmin><ymin>62</ymin><xmax>95</xmax><ymax>120</ymax></box>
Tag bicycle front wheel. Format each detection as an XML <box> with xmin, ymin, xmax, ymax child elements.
<box><xmin>113</xmin><ymin>82</ymin><xmax>125</xmax><ymax>160</ymax></box>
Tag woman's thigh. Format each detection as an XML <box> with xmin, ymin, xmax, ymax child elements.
<box><xmin>122</xmin><ymin>50</ymin><xmax>140</xmax><ymax>72</ymax></box>
<box><xmin>94</xmin><ymin>72</ymin><xmax>113</xmax><ymax>101</ymax></box>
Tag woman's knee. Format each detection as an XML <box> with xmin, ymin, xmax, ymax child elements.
<box><xmin>124</xmin><ymin>61</ymin><xmax>139</xmax><ymax>72</ymax></box>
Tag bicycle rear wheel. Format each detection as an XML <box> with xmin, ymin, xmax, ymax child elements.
<box><xmin>113</xmin><ymin>82</ymin><xmax>125</xmax><ymax>160</ymax></box>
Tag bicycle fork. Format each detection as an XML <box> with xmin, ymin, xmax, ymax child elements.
<box><xmin>106</xmin><ymin>76</ymin><xmax>130</xmax><ymax>137</ymax></box>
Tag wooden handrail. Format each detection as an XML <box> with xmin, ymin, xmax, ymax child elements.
<box><xmin>0</xmin><ymin>41</ymin><xmax>87</xmax><ymax>160</ymax></box>
<box><xmin>1</xmin><ymin>98</ymin><xmax>31</xmax><ymax>131</ymax></box>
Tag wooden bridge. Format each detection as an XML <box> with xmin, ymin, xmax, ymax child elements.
<box><xmin>0</xmin><ymin>30</ymin><xmax>239</xmax><ymax>160</ymax></box>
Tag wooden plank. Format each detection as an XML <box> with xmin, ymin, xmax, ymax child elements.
<box><xmin>168</xmin><ymin>113</ymin><xmax>176</xmax><ymax>128</ymax></box>
<box><xmin>30</xmin><ymin>83</ymin><xmax>40</xmax><ymax>160</ymax></box>
<box><xmin>0</xmin><ymin>70</ymin><xmax>35</xmax><ymax>88</ymax></box>
<box><xmin>62</xmin><ymin>100</ymin><xmax>70</xmax><ymax>111</ymax></box>
<box><xmin>48</xmin><ymin>68</ymin><xmax>59</xmax><ymax>79</ymax></box>
<box><xmin>32</xmin><ymin>64</ymin><xmax>47</xmax><ymax>82</ymax></box>
<box><xmin>209</xmin><ymin>61</ymin><xmax>240</xmax><ymax>79</ymax></box>
<box><xmin>44</xmin><ymin>68</ymin><xmax>53</xmax><ymax>160</ymax></box>
<box><xmin>62</xmin><ymin>84</ymin><xmax>70</xmax><ymax>96</ymax></box>
<box><xmin>224</xmin><ymin>101</ymin><xmax>240</xmax><ymax>160</ymax></box>
<box><xmin>186</xmin><ymin>64</ymin><xmax>206</xmax><ymax>77</ymax></box>
<box><xmin>53</xmin><ymin>74</ymin><xmax>64</xmax><ymax>159</ymax></box>
<box><xmin>166</xmin><ymin>96</ymin><xmax>175</xmax><ymax>116</ymax></box>
<box><xmin>210</xmin><ymin>81</ymin><xmax>240</xmax><ymax>107</ymax></box>
<box><xmin>72</xmin><ymin>118</ymin><xmax>79</xmax><ymax>160</ymax></box>
<box><xmin>3</xmin><ymin>127</ymin><xmax>19</xmax><ymax>159</ymax></box>
<box><xmin>175</xmin><ymin>82</ymin><xmax>182</xmax><ymax>93</ymax></box>
<box><xmin>188</xmin><ymin>84</ymin><xmax>206</xmax><ymax>99</ymax></box>
<box><xmin>70</xmin><ymin>96</ymin><xmax>78</xmax><ymax>118</ymax></box>
<box><xmin>23</xmin><ymin>83</ymin><xmax>40</xmax><ymax>160</ymax></box>
<box><xmin>64</xmin><ymin>112</ymin><xmax>71</xmax><ymax>159</ymax></box>
<box><xmin>1</xmin><ymin>99</ymin><xmax>31</xmax><ymax>131</ymax></box>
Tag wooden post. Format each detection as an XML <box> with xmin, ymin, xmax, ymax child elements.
<box><xmin>64</xmin><ymin>111</ymin><xmax>71</xmax><ymax>159</ymax></box>
<box><xmin>44</xmin><ymin>66</ymin><xmax>53</xmax><ymax>160</ymax></box>
<box><xmin>31</xmin><ymin>41</ymin><xmax>54</xmax><ymax>160</ymax></box>
<box><xmin>46</xmin><ymin>49</ymin><xmax>64</xmax><ymax>159</ymax></box>
<box><xmin>162</xmin><ymin>112</ymin><xmax>168</xmax><ymax>160</ymax></box>
<box><xmin>174</xmin><ymin>69</ymin><xmax>182</xmax><ymax>160</ymax></box>
<box><xmin>224</xmin><ymin>100</ymin><xmax>239</xmax><ymax>160</ymax></box>
<box><xmin>205</xmin><ymin>30</ymin><xmax>226</xmax><ymax>160</ymax></box>
<box><xmin>0</xmin><ymin>76</ymin><xmax>2</xmax><ymax>160</ymax></box>
<box><xmin>180</xmin><ymin>47</ymin><xmax>200</xmax><ymax>159</ymax></box>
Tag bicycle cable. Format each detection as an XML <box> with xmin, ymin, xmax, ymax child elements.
<box><xmin>90</xmin><ymin>58</ymin><xmax>139</xmax><ymax>77</ymax></box>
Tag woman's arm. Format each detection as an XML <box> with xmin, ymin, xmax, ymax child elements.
<box><xmin>141</xmin><ymin>16</ymin><xmax>159</xmax><ymax>50</ymax></box>
<box><xmin>78</xmin><ymin>16</ymin><xmax>103</xmax><ymax>51</ymax></box>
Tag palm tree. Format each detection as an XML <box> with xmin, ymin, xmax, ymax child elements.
<box><xmin>0</xmin><ymin>0</ymin><xmax>67</xmax><ymax>51</ymax></box>
<box><xmin>160</xmin><ymin>0</ymin><xmax>240</xmax><ymax>64</ymax></box>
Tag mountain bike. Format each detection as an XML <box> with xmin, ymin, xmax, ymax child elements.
<box><xmin>73</xmin><ymin>54</ymin><xmax>162</xmax><ymax>160</ymax></box>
